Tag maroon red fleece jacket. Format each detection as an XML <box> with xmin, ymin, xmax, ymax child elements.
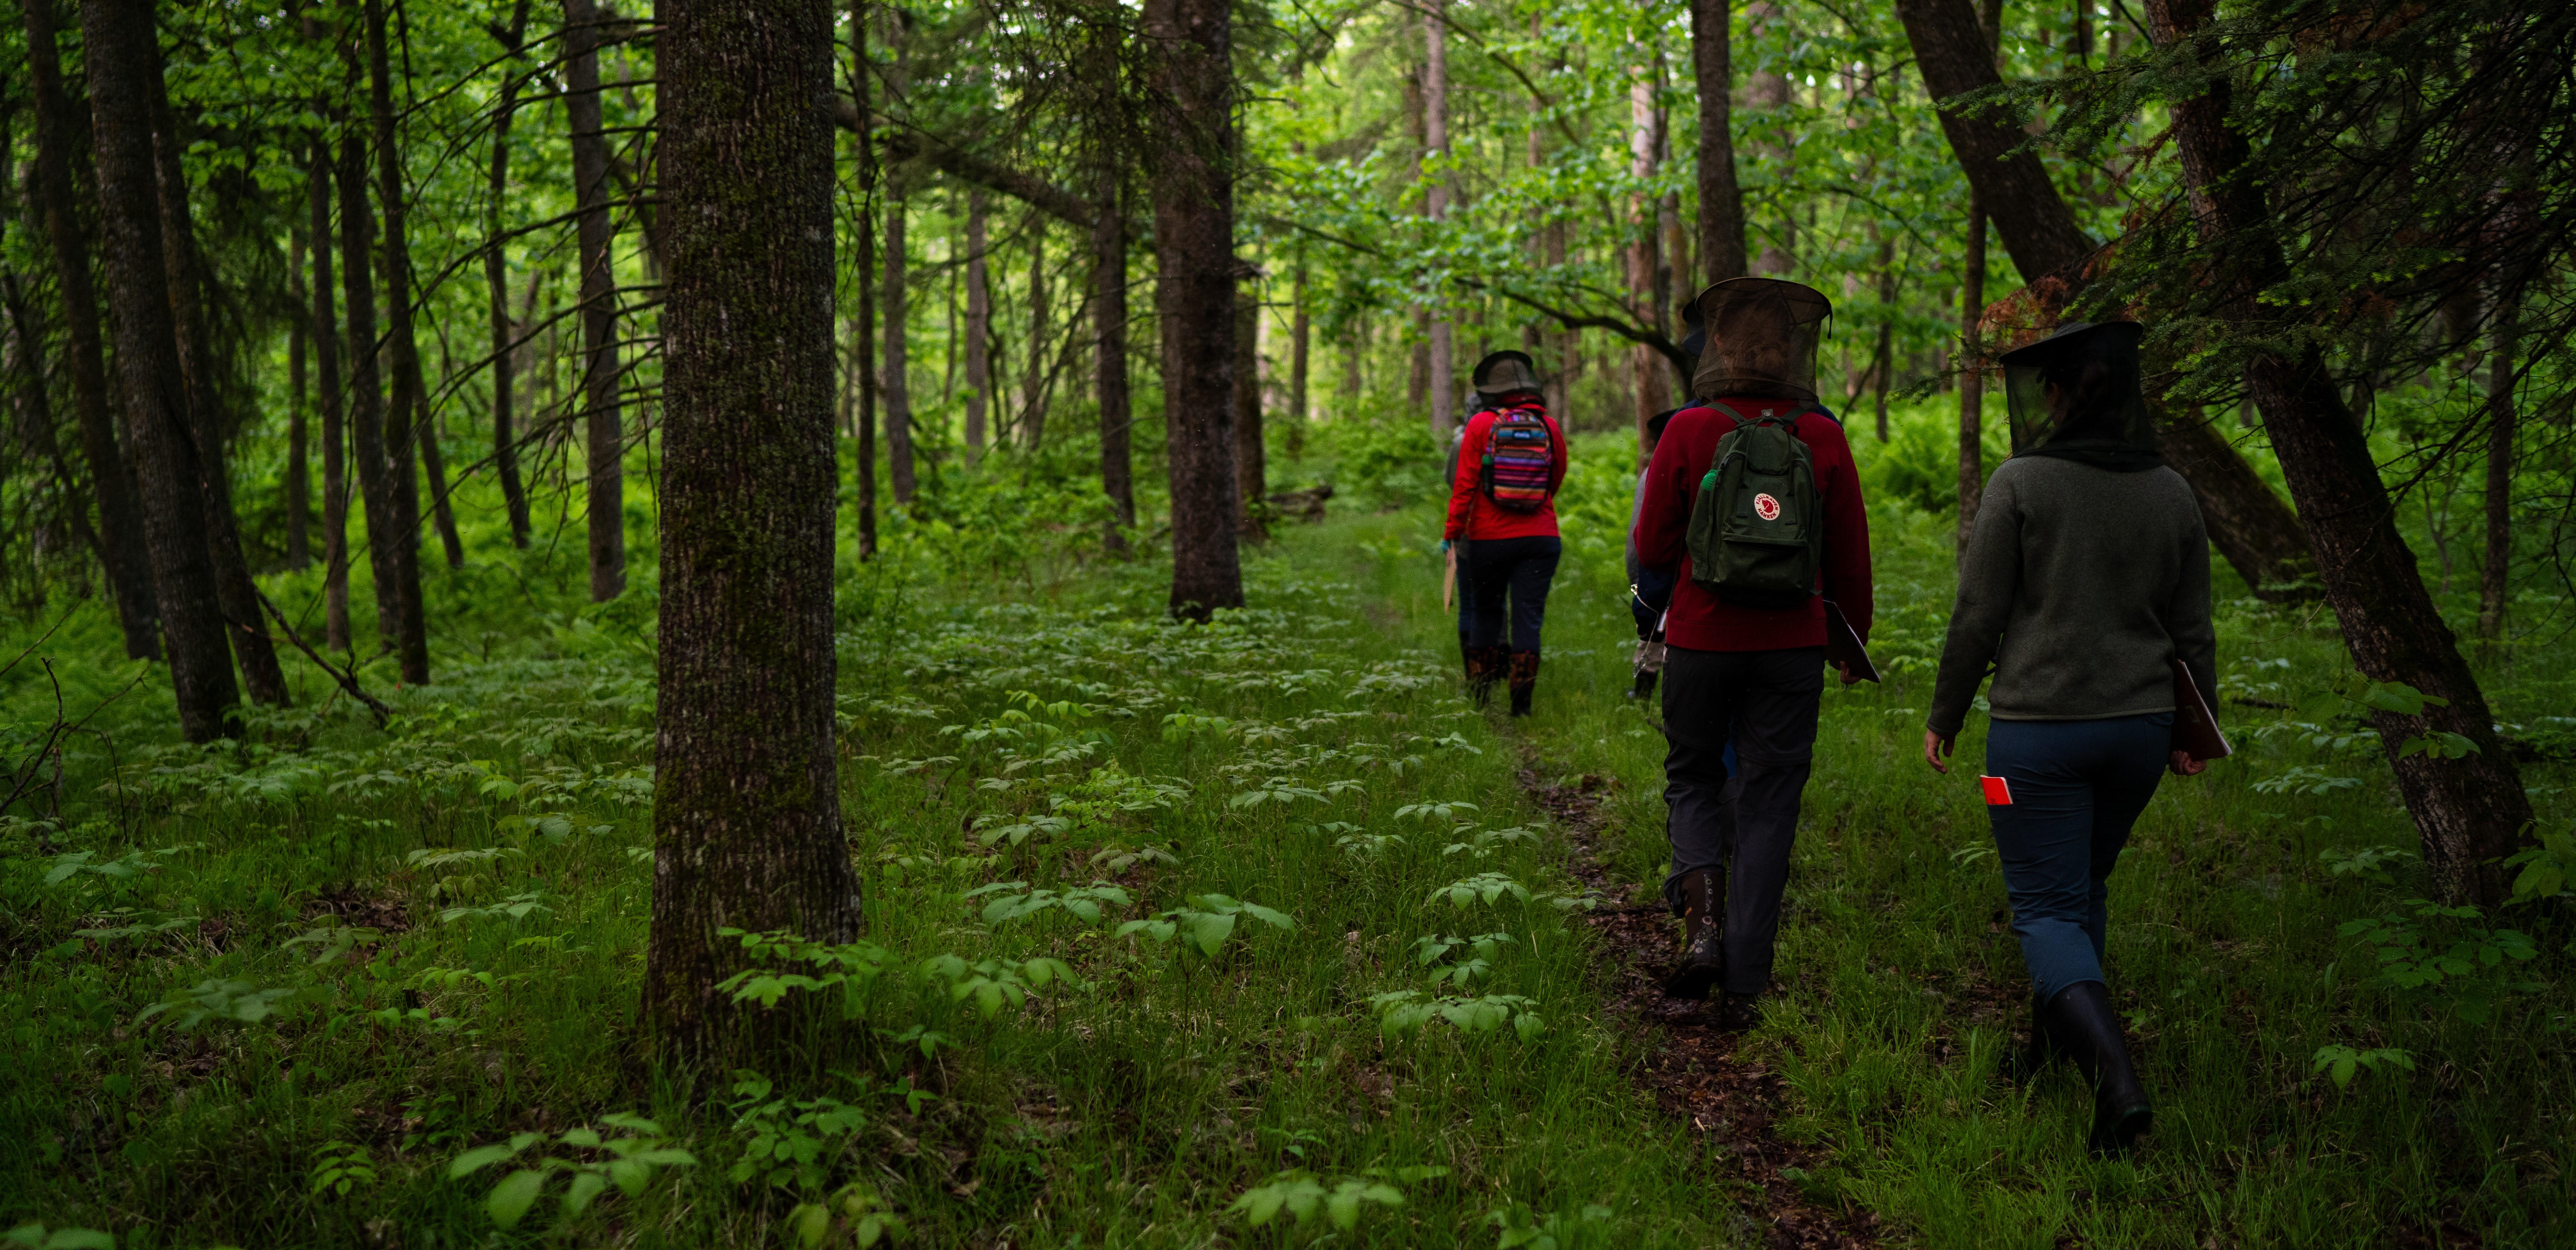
<box><xmin>1630</xmin><ymin>400</ymin><xmax>1874</xmax><ymax>651</ymax></box>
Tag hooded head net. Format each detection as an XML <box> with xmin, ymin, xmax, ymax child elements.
<box><xmin>1472</xmin><ymin>350</ymin><xmax>1543</xmax><ymax>400</ymax></box>
<box><xmin>1687</xmin><ymin>278</ymin><xmax>1831</xmax><ymax>403</ymax></box>
<box><xmin>1999</xmin><ymin>321</ymin><xmax>2159</xmax><ymax>471</ymax></box>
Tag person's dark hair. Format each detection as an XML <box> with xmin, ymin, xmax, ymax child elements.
<box><xmin>1646</xmin><ymin>407</ymin><xmax>1683</xmax><ymax>447</ymax></box>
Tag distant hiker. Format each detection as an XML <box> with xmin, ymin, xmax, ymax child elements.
<box><xmin>1631</xmin><ymin>279</ymin><xmax>1873</xmax><ymax>1028</ymax></box>
<box><xmin>1443</xmin><ymin>350</ymin><xmax>1568</xmax><ymax>716</ymax></box>
<box><xmin>1626</xmin><ymin>407</ymin><xmax>1683</xmax><ymax>700</ymax></box>
<box><xmin>1923</xmin><ymin>320</ymin><xmax>2214</xmax><ymax>1159</ymax></box>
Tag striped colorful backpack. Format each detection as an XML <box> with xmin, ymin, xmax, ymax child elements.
<box><xmin>1478</xmin><ymin>403</ymin><xmax>1556</xmax><ymax>512</ymax></box>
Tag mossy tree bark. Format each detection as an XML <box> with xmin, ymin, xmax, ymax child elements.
<box><xmin>645</xmin><ymin>0</ymin><xmax>863</xmax><ymax>1064</ymax></box>
<box><xmin>78</xmin><ymin>0</ymin><xmax>237</xmax><ymax>741</ymax></box>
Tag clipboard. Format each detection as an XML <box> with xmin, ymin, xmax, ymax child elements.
<box><xmin>1824</xmin><ymin>600</ymin><xmax>1880</xmax><ymax>684</ymax></box>
<box><xmin>2170</xmin><ymin>659</ymin><xmax>2231</xmax><ymax>761</ymax></box>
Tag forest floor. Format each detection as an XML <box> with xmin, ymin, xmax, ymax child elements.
<box><xmin>1</xmin><ymin>437</ymin><xmax>2569</xmax><ymax>1248</ymax></box>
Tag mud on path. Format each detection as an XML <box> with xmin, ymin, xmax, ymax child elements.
<box><xmin>1515</xmin><ymin>756</ymin><xmax>1883</xmax><ymax>1250</ymax></box>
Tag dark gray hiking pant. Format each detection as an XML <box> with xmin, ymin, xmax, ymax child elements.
<box><xmin>1659</xmin><ymin>645</ymin><xmax>1825</xmax><ymax>998</ymax></box>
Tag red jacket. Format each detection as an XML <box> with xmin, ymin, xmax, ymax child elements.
<box><xmin>1631</xmin><ymin>400</ymin><xmax>1873</xmax><ymax>651</ymax></box>
<box><xmin>1444</xmin><ymin>401</ymin><xmax>1568</xmax><ymax>541</ymax></box>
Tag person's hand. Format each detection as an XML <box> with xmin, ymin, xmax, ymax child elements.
<box><xmin>1836</xmin><ymin>662</ymin><xmax>1859</xmax><ymax>687</ymax></box>
<box><xmin>2169</xmin><ymin>750</ymin><xmax>2208</xmax><ymax>776</ymax></box>
<box><xmin>1924</xmin><ymin>730</ymin><xmax>1955</xmax><ymax>774</ymax></box>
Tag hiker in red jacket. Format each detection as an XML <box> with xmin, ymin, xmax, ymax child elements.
<box><xmin>1630</xmin><ymin>279</ymin><xmax>1873</xmax><ymax>1027</ymax></box>
<box><xmin>1444</xmin><ymin>350</ymin><xmax>1569</xmax><ymax>716</ymax></box>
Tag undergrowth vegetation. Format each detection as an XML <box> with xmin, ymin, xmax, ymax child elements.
<box><xmin>3</xmin><ymin>428</ymin><xmax>2570</xmax><ymax>1248</ymax></box>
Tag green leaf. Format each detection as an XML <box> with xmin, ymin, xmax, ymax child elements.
<box><xmin>560</xmin><ymin>1171</ymin><xmax>608</xmax><ymax>1218</ymax></box>
<box><xmin>486</xmin><ymin>1168</ymin><xmax>550</xmax><ymax>1229</ymax></box>
<box><xmin>449</xmin><ymin>1141</ymin><xmax>526</xmax><ymax>1178</ymax></box>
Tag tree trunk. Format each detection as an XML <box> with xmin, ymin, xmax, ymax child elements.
<box><xmin>1422</xmin><ymin>1</ymin><xmax>1452</xmax><ymax>442</ymax></box>
<box><xmin>1688</xmin><ymin>0</ymin><xmax>1747</xmax><ymax>284</ymax></box>
<box><xmin>1958</xmin><ymin>200</ymin><xmax>1986</xmax><ymax>556</ymax></box>
<box><xmin>2479</xmin><ymin>307</ymin><xmax>2515</xmax><ymax>640</ymax></box>
<box><xmin>2145</xmin><ymin>0</ymin><xmax>2531</xmax><ymax>906</ymax></box>
<box><xmin>1894</xmin><ymin>0</ymin><xmax>2093</xmax><ymax>281</ymax></box>
<box><xmin>363</xmin><ymin>0</ymin><xmax>432</xmax><ymax>680</ymax></box>
<box><xmin>310</xmin><ymin>142</ymin><xmax>352</xmax><ymax>653</ymax></box>
<box><xmin>851</xmin><ymin>0</ymin><xmax>878</xmax><ymax>559</ymax></box>
<box><xmin>1288</xmin><ymin>259</ymin><xmax>1309</xmax><ymax>458</ymax></box>
<box><xmin>145</xmin><ymin>34</ymin><xmax>289</xmax><ymax>706</ymax></box>
<box><xmin>1091</xmin><ymin>168</ymin><xmax>1134</xmax><ymax>549</ymax></box>
<box><xmin>1747</xmin><ymin>3</ymin><xmax>1792</xmax><ymax>275</ymax></box>
<box><xmin>338</xmin><ymin>127</ymin><xmax>406</xmax><ymax>661</ymax></box>
<box><xmin>963</xmin><ymin>189</ymin><xmax>991</xmax><ymax>459</ymax></box>
<box><xmin>489</xmin><ymin>0</ymin><xmax>535</xmax><ymax>549</ymax></box>
<box><xmin>79</xmin><ymin>0</ymin><xmax>237</xmax><ymax>741</ymax></box>
<box><xmin>1234</xmin><ymin>291</ymin><xmax>1265</xmax><ymax>538</ymax></box>
<box><xmin>1628</xmin><ymin>73</ymin><xmax>1661</xmax><ymax>465</ymax></box>
<box><xmin>645</xmin><ymin>0</ymin><xmax>862</xmax><ymax>1066</ymax></box>
<box><xmin>882</xmin><ymin>189</ymin><xmax>916</xmax><ymax>502</ymax></box>
<box><xmin>1899</xmin><ymin>0</ymin><xmax>2315</xmax><ymax>600</ymax></box>
<box><xmin>1871</xmin><ymin>233</ymin><xmax>1896</xmax><ymax>441</ymax></box>
<box><xmin>567</xmin><ymin>0</ymin><xmax>625</xmax><ymax>600</ymax></box>
<box><xmin>1019</xmin><ymin>218</ymin><xmax>1048</xmax><ymax>448</ymax></box>
<box><xmin>1144</xmin><ymin>0</ymin><xmax>1244</xmax><ymax>619</ymax></box>
<box><xmin>27</xmin><ymin>0</ymin><xmax>157</xmax><ymax>660</ymax></box>
<box><xmin>288</xmin><ymin>227</ymin><xmax>312</xmax><ymax>571</ymax></box>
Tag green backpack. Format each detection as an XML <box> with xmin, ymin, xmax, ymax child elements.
<box><xmin>1684</xmin><ymin>402</ymin><xmax>1823</xmax><ymax>609</ymax></box>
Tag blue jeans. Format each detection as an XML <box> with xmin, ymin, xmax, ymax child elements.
<box><xmin>1984</xmin><ymin>713</ymin><xmax>2172</xmax><ymax>1001</ymax></box>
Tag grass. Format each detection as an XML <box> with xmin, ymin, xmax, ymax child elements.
<box><xmin>0</xmin><ymin>415</ymin><xmax>2568</xmax><ymax>1248</ymax></box>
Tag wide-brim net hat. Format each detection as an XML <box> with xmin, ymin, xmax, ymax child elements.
<box><xmin>1686</xmin><ymin>278</ymin><xmax>1832</xmax><ymax>403</ymax></box>
<box><xmin>1471</xmin><ymin>350</ymin><xmax>1543</xmax><ymax>398</ymax></box>
<box><xmin>1999</xmin><ymin>320</ymin><xmax>2154</xmax><ymax>458</ymax></box>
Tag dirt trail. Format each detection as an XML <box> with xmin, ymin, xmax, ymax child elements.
<box><xmin>1516</xmin><ymin>759</ymin><xmax>1883</xmax><ymax>1250</ymax></box>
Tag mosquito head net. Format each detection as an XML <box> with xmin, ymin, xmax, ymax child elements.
<box><xmin>1471</xmin><ymin>350</ymin><xmax>1543</xmax><ymax>400</ymax></box>
<box><xmin>1999</xmin><ymin>320</ymin><xmax>2160</xmax><ymax>472</ymax></box>
<box><xmin>1686</xmin><ymin>278</ymin><xmax>1832</xmax><ymax>403</ymax></box>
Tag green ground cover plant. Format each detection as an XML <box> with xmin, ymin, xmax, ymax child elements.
<box><xmin>2</xmin><ymin>422</ymin><xmax>2568</xmax><ymax>1248</ymax></box>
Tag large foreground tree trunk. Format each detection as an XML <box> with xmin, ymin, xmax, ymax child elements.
<box><xmin>1145</xmin><ymin>0</ymin><xmax>1245</xmax><ymax>619</ymax></box>
<box><xmin>79</xmin><ymin>0</ymin><xmax>237</xmax><ymax>741</ymax></box>
<box><xmin>146</xmin><ymin>45</ymin><xmax>290</xmax><ymax>706</ymax></box>
<box><xmin>2146</xmin><ymin>0</ymin><xmax>2531</xmax><ymax>906</ymax></box>
<box><xmin>567</xmin><ymin>0</ymin><xmax>626</xmax><ymax>600</ymax></box>
<box><xmin>27</xmin><ymin>0</ymin><xmax>157</xmax><ymax>660</ymax></box>
<box><xmin>1686</xmin><ymin>0</ymin><xmax>1747</xmax><ymax>284</ymax></box>
<box><xmin>1896</xmin><ymin>0</ymin><xmax>2315</xmax><ymax>599</ymax></box>
<box><xmin>646</xmin><ymin>0</ymin><xmax>863</xmax><ymax>1065</ymax></box>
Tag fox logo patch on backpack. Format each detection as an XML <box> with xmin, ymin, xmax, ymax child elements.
<box><xmin>1684</xmin><ymin>402</ymin><xmax>1824</xmax><ymax>608</ymax></box>
<box><xmin>1479</xmin><ymin>403</ymin><xmax>1556</xmax><ymax>513</ymax></box>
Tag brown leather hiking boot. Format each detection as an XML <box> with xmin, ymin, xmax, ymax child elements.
<box><xmin>1466</xmin><ymin>647</ymin><xmax>1506</xmax><ymax>707</ymax></box>
<box><xmin>1659</xmin><ymin>867</ymin><xmax>1725</xmax><ymax>999</ymax></box>
<box><xmin>1507</xmin><ymin>650</ymin><xmax>1540</xmax><ymax>717</ymax></box>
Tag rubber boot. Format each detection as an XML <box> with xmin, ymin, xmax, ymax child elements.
<box><xmin>1466</xmin><ymin>647</ymin><xmax>1504</xmax><ymax>708</ymax></box>
<box><xmin>1629</xmin><ymin>667</ymin><xmax>1658</xmax><ymax>700</ymax></box>
<box><xmin>1659</xmin><ymin>868</ymin><xmax>1725</xmax><ymax>999</ymax></box>
<box><xmin>1713</xmin><ymin>991</ymin><xmax>1762</xmax><ymax>1031</ymax></box>
<box><xmin>1507</xmin><ymin>650</ymin><xmax>1540</xmax><ymax>717</ymax></box>
<box><xmin>1997</xmin><ymin>993</ymin><xmax>2061</xmax><ymax>1083</ymax></box>
<box><xmin>2042</xmin><ymin>981</ymin><xmax>2153</xmax><ymax>1157</ymax></box>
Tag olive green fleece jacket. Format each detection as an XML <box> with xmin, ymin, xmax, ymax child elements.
<box><xmin>1927</xmin><ymin>456</ymin><xmax>2218</xmax><ymax>737</ymax></box>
